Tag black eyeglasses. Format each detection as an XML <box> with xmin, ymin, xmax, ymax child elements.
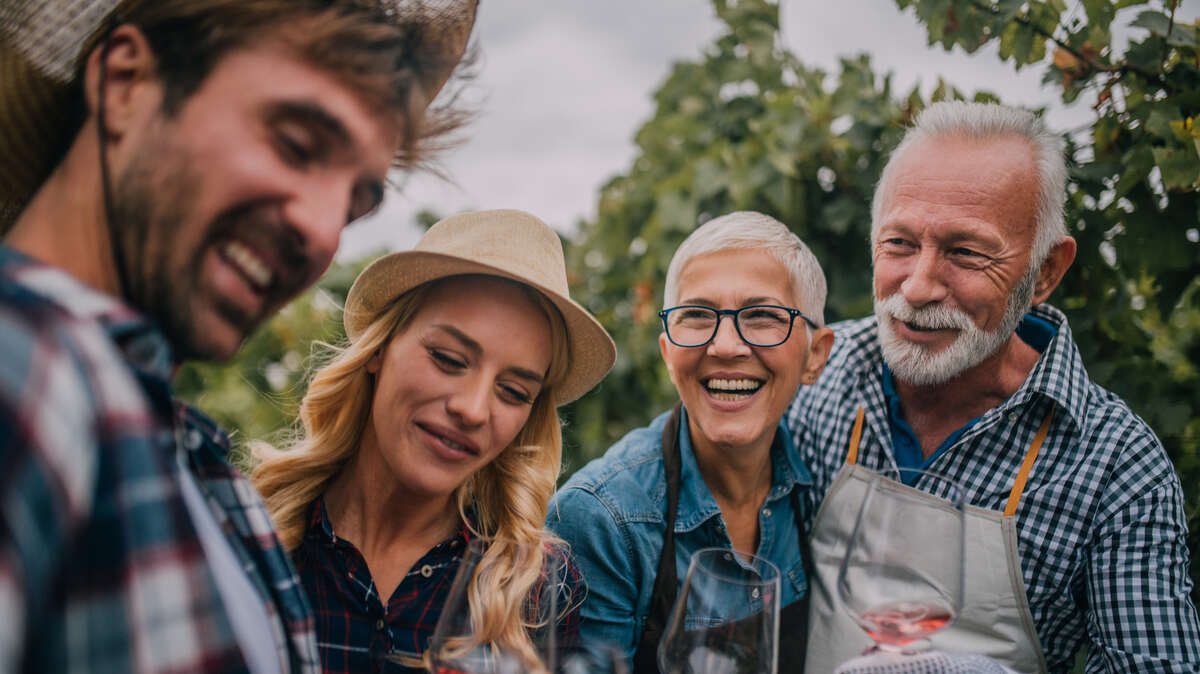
<box><xmin>658</xmin><ymin>304</ymin><xmax>818</xmax><ymax>348</ymax></box>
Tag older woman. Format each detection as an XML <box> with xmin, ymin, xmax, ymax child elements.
<box><xmin>548</xmin><ymin>211</ymin><xmax>834</xmax><ymax>672</ymax></box>
<box><xmin>252</xmin><ymin>210</ymin><xmax>615</xmax><ymax>673</ymax></box>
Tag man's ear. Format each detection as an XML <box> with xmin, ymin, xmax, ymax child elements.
<box><xmin>1032</xmin><ymin>237</ymin><xmax>1077</xmax><ymax>304</ymax></box>
<box><xmin>82</xmin><ymin>24</ymin><xmax>162</xmax><ymax>140</ymax></box>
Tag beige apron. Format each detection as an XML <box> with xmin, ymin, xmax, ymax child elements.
<box><xmin>804</xmin><ymin>406</ymin><xmax>1054</xmax><ymax>674</ymax></box>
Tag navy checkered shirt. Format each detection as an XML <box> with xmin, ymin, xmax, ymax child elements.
<box><xmin>786</xmin><ymin>304</ymin><xmax>1200</xmax><ymax>673</ymax></box>
<box><xmin>0</xmin><ymin>245</ymin><xmax>320</xmax><ymax>673</ymax></box>
<box><xmin>294</xmin><ymin>497</ymin><xmax>584</xmax><ymax>673</ymax></box>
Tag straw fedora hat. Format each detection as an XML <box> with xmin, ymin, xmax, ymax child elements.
<box><xmin>344</xmin><ymin>209</ymin><xmax>616</xmax><ymax>405</ymax></box>
<box><xmin>0</xmin><ymin>0</ymin><xmax>478</xmax><ymax>232</ymax></box>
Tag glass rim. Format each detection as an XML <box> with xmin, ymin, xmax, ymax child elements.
<box><xmin>686</xmin><ymin>546</ymin><xmax>781</xmax><ymax>584</ymax></box>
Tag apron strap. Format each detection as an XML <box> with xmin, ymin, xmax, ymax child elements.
<box><xmin>1004</xmin><ymin>402</ymin><xmax>1056</xmax><ymax>517</ymax></box>
<box><xmin>631</xmin><ymin>403</ymin><xmax>684</xmax><ymax>673</ymax></box>
<box><xmin>846</xmin><ymin>407</ymin><xmax>865</xmax><ymax>466</ymax></box>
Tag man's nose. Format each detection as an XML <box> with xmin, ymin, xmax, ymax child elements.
<box><xmin>283</xmin><ymin>180</ymin><xmax>351</xmax><ymax>273</ymax></box>
<box><xmin>900</xmin><ymin>249</ymin><xmax>949</xmax><ymax>307</ymax></box>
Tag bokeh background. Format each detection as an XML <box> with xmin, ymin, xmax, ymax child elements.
<box><xmin>177</xmin><ymin>0</ymin><xmax>1200</xmax><ymax>619</ymax></box>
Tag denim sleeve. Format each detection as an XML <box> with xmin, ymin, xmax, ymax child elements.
<box><xmin>547</xmin><ymin>485</ymin><xmax>643</xmax><ymax>664</ymax></box>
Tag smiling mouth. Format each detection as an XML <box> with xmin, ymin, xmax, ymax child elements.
<box><xmin>704</xmin><ymin>377</ymin><xmax>763</xmax><ymax>401</ymax></box>
<box><xmin>221</xmin><ymin>240</ymin><xmax>275</xmax><ymax>291</ymax></box>
<box><xmin>419</xmin><ymin>423</ymin><xmax>480</xmax><ymax>456</ymax></box>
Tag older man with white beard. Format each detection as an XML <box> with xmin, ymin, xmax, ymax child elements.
<box><xmin>787</xmin><ymin>102</ymin><xmax>1199</xmax><ymax>673</ymax></box>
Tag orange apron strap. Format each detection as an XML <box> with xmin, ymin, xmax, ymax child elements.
<box><xmin>846</xmin><ymin>407</ymin><xmax>865</xmax><ymax>466</ymax></box>
<box><xmin>1004</xmin><ymin>403</ymin><xmax>1056</xmax><ymax>517</ymax></box>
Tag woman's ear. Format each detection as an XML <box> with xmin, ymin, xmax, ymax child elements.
<box><xmin>365</xmin><ymin>350</ymin><xmax>383</xmax><ymax>374</ymax></box>
<box><xmin>801</xmin><ymin>327</ymin><xmax>835</xmax><ymax>384</ymax></box>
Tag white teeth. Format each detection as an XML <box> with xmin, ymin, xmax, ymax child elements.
<box><xmin>223</xmin><ymin>241</ymin><xmax>273</xmax><ymax>288</ymax></box>
<box><xmin>706</xmin><ymin>378</ymin><xmax>762</xmax><ymax>392</ymax></box>
<box><xmin>440</xmin><ymin>435</ymin><xmax>467</xmax><ymax>452</ymax></box>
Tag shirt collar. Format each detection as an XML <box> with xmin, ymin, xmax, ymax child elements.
<box><xmin>673</xmin><ymin>406</ymin><xmax>811</xmax><ymax>533</ymax></box>
<box><xmin>0</xmin><ymin>245</ymin><xmax>175</xmax><ymax>381</ymax></box>
<box><xmin>306</xmin><ymin>494</ymin><xmax>477</xmax><ymax>550</ymax></box>
<box><xmin>1003</xmin><ymin>304</ymin><xmax>1091</xmax><ymax>431</ymax></box>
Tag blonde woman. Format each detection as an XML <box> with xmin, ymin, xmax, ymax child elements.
<box><xmin>252</xmin><ymin>210</ymin><xmax>615</xmax><ymax>673</ymax></box>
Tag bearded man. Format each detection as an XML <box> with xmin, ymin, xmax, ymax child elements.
<box><xmin>0</xmin><ymin>1</ymin><xmax>475</xmax><ymax>672</ymax></box>
<box><xmin>788</xmin><ymin>102</ymin><xmax>1200</xmax><ymax>673</ymax></box>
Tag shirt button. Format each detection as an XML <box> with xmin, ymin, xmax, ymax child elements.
<box><xmin>375</xmin><ymin>619</ymin><xmax>386</xmax><ymax>631</ymax></box>
<box><xmin>762</xmin><ymin>508</ymin><xmax>772</xmax><ymax>518</ymax></box>
<box><xmin>751</xmin><ymin>588</ymin><xmax>760</xmax><ymax>599</ymax></box>
<box><xmin>420</xmin><ymin>565</ymin><xmax>433</xmax><ymax>578</ymax></box>
<box><xmin>1007</xmin><ymin>412</ymin><xmax>1019</xmax><ymax>423</ymax></box>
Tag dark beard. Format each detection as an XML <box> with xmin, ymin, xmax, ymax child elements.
<box><xmin>109</xmin><ymin>143</ymin><xmax>257</xmax><ymax>361</ymax></box>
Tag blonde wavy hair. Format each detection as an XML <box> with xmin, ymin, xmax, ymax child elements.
<box><xmin>251</xmin><ymin>275</ymin><xmax>574</xmax><ymax>670</ymax></box>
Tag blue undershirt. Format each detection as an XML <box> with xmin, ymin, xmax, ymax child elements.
<box><xmin>882</xmin><ymin>312</ymin><xmax>1057</xmax><ymax>485</ymax></box>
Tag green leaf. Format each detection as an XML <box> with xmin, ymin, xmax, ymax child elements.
<box><xmin>1080</xmin><ymin>0</ymin><xmax>1116</xmax><ymax>33</ymax></box>
<box><xmin>1114</xmin><ymin>146</ymin><xmax>1156</xmax><ymax>197</ymax></box>
<box><xmin>1153</xmin><ymin>146</ymin><xmax>1200</xmax><ymax>190</ymax></box>
<box><xmin>1131</xmin><ymin>10</ymin><xmax>1199</xmax><ymax>47</ymax></box>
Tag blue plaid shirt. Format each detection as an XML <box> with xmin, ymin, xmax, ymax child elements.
<box><xmin>786</xmin><ymin>304</ymin><xmax>1200</xmax><ymax>673</ymax></box>
<box><xmin>0</xmin><ymin>245</ymin><xmax>320</xmax><ymax>673</ymax></box>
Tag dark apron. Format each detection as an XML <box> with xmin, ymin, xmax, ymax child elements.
<box><xmin>632</xmin><ymin>404</ymin><xmax>810</xmax><ymax>674</ymax></box>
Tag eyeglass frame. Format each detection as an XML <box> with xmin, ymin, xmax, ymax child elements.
<box><xmin>657</xmin><ymin>304</ymin><xmax>820</xmax><ymax>348</ymax></box>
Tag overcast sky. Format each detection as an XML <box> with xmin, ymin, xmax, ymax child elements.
<box><xmin>338</xmin><ymin>0</ymin><xmax>1195</xmax><ymax>261</ymax></box>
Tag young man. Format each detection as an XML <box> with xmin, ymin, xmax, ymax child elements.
<box><xmin>0</xmin><ymin>1</ymin><xmax>475</xmax><ymax>671</ymax></box>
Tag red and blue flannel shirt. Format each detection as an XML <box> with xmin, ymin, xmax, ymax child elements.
<box><xmin>0</xmin><ymin>245</ymin><xmax>320</xmax><ymax>673</ymax></box>
<box><xmin>294</xmin><ymin>497</ymin><xmax>583</xmax><ymax>674</ymax></box>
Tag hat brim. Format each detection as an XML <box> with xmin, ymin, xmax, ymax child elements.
<box><xmin>344</xmin><ymin>250</ymin><xmax>616</xmax><ymax>406</ymax></box>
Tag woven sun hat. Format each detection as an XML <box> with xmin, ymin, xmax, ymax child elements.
<box><xmin>343</xmin><ymin>209</ymin><xmax>617</xmax><ymax>405</ymax></box>
<box><xmin>0</xmin><ymin>0</ymin><xmax>479</xmax><ymax>232</ymax></box>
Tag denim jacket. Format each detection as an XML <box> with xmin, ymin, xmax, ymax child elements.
<box><xmin>546</xmin><ymin>407</ymin><xmax>812</xmax><ymax>662</ymax></box>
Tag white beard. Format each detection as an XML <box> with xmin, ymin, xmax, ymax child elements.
<box><xmin>875</xmin><ymin>270</ymin><xmax>1036</xmax><ymax>386</ymax></box>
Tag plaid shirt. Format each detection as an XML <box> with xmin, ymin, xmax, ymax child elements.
<box><xmin>295</xmin><ymin>498</ymin><xmax>583</xmax><ymax>674</ymax></box>
<box><xmin>0</xmin><ymin>245</ymin><xmax>320</xmax><ymax>673</ymax></box>
<box><xmin>786</xmin><ymin>304</ymin><xmax>1200</xmax><ymax>673</ymax></box>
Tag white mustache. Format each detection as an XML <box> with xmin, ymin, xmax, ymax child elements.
<box><xmin>876</xmin><ymin>294</ymin><xmax>975</xmax><ymax>332</ymax></box>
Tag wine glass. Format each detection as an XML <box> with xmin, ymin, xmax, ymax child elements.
<box><xmin>426</xmin><ymin>537</ymin><xmax>569</xmax><ymax>674</ymax></box>
<box><xmin>658</xmin><ymin>547</ymin><xmax>781</xmax><ymax>674</ymax></box>
<box><xmin>837</xmin><ymin>468</ymin><xmax>965</xmax><ymax>654</ymax></box>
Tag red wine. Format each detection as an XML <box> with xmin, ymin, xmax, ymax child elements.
<box><xmin>857</xmin><ymin>601</ymin><xmax>953</xmax><ymax>646</ymax></box>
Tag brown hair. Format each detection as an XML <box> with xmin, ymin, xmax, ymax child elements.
<box><xmin>99</xmin><ymin>0</ymin><xmax>471</xmax><ymax>170</ymax></box>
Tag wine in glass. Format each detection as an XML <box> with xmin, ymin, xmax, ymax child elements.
<box><xmin>426</xmin><ymin>537</ymin><xmax>568</xmax><ymax>674</ymax></box>
<box><xmin>658</xmin><ymin>547</ymin><xmax>781</xmax><ymax>674</ymax></box>
<box><xmin>837</xmin><ymin>468</ymin><xmax>965</xmax><ymax>653</ymax></box>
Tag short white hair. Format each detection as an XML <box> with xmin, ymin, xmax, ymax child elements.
<box><xmin>871</xmin><ymin>101</ymin><xmax>1068</xmax><ymax>269</ymax></box>
<box><xmin>663</xmin><ymin>211</ymin><xmax>828</xmax><ymax>326</ymax></box>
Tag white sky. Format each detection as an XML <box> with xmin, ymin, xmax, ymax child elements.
<box><xmin>338</xmin><ymin>0</ymin><xmax>1196</xmax><ymax>261</ymax></box>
